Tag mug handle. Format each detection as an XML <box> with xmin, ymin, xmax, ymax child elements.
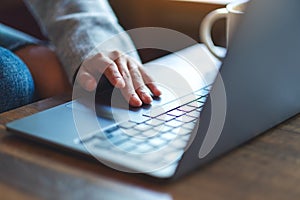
<box><xmin>200</xmin><ymin>8</ymin><xmax>228</xmax><ymax>60</ymax></box>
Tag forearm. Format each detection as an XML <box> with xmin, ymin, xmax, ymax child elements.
<box><xmin>24</xmin><ymin>0</ymin><xmax>140</xmax><ymax>83</ymax></box>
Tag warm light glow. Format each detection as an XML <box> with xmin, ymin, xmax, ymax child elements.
<box><xmin>171</xmin><ymin>0</ymin><xmax>234</xmax><ymax>5</ymax></box>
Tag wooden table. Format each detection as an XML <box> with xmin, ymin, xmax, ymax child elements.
<box><xmin>1</xmin><ymin>93</ymin><xmax>300</xmax><ymax>200</ymax></box>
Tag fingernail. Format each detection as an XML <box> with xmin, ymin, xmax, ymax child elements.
<box><xmin>115</xmin><ymin>77</ymin><xmax>125</xmax><ymax>88</ymax></box>
<box><xmin>85</xmin><ymin>79</ymin><xmax>97</xmax><ymax>91</ymax></box>
<box><xmin>130</xmin><ymin>94</ymin><xmax>142</xmax><ymax>107</ymax></box>
<box><xmin>141</xmin><ymin>92</ymin><xmax>152</xmax><ymax>104</ymax></box>
<box><xmin>153</xmin><ymin>88</ymin><xmax>162</xmax><ymax>96</ymax></box>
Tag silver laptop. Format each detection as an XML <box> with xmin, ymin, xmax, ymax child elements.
<box><xmin>6</xmin><ymin>0</ymin><xmax>300</xmax><ymax>180</ymax></box>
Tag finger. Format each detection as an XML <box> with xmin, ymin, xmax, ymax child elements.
<box><xmin>77</xmin><ymin>70</ymin><xmax>97</xmax><ymax>91</ymax></box>
<box><xmin>82</xmin><ymin>53</ymin><xmax>125</xmax><ymax>88</ymax></box>
<box><xmin>134</xmin><ymin>61</ymin><xmax>162</xmax><ymax>97</ymax></box>
<box><xmin>127</xmin><ymin>61</ymin><xmax>153</xmax><ymax>104</ymax></box>
<box><xmin>118</xmin><ymin>64</ymin><xmax>143</xmax><ymax>107</ymax></box>
<box><xmin>121</xmin><ymin>80</ymin><xmax>143</xmax><ymax>107</ymax></box>
<box><xmin>103</xmin><ymin>62</ymin><xmax>125</xmax><ymax>88</ymax></box>
<box><xmin>145</xmin><ymin>82</ymin><xmax>162</xmax><ymax>97</ymax></box>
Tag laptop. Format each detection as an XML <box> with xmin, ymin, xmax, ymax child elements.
<box><xmin>6</xmin><ymin>0</ymin><xmax>300</xmax><ymax>180</ymax></box>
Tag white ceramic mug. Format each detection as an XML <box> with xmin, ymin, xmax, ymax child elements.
<box><xmin>200</xmin><ymin>0</ymin><xmax>249</xmax><ymax>59</ymax></box>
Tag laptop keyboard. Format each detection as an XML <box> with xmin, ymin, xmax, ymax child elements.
<box><xmin>76</xmin><ymin>85</ymin><xmax>210</xmax><ymax>167</ymax></box>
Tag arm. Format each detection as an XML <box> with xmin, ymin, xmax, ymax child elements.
<box><xmin>24</xmin><ymin>0</ymin><xmax>161</xmax><ymax>106</ymax></box>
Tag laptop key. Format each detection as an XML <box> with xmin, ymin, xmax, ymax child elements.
<box><xmin>154</xmin><ymin>124</ymin><xmax>173</xmax><ymax>133</ymax></box>
<box><xmin>196</xmin><ymin>96</ymin><xmax>207</xmax><ymax>103</ymax></box>
<box><xmin>105</xmin><ymin>125</ymin><xmax>120</xmax><ymax>133</ymax></box>
<box><xmin>142</xmin><ymin>92</ymin><xmax>199</xmax><ymax>118</ymax></box>
<box><xmin>182</xmin><ymin>121</ymin><xmax>197</xmax><ymax>130</ymax></box>
<box><xmin>145</xmin><ymin>118</ymin><xmax>165</xmax><ymax>126</ymax></box>
<box><xmin>122</xmin><ymin>128</ymin><xmax>140</xmax><ymax>137</ymax></box>
<box><xmin>141</xmin><ymin>129</ymin><xmax>160</xmax><ymax>138</ymax></box>
<box><xmin>177</xmin><ymin>105</ymin><xmax>196</xmax><ymax>112</ymax></box>
<box><xmin>186</xmin><ymin>100</ymin><xmax>200</xmax><ymax>108</ymax></box>
<box><xmin>170</xmin><ymin>139</ymin><xmax>188</xmax><ymax>149</ymax></box>
<box><xmin>155</xmin><ymin>114</ymin><xmax>176</xmax><ymax>121</ymax></box>
<box><xmin>107</xmin><ymin>134</ymin><xmax>129</xmax><ymax>146</ymax></box>
<box><xmin>187</xmin><ymin>110</ymin><xmax>200</xmax><ymax>118</ymax></box>
<box><xmin>133</xmin><ymin>123</ymin><xmax>153</xmax><ymax>132</ymax></box>
<box><xmin>167</xmin><ymin>109</ymin><xmax>186</xmax><ymax>117</ymax></box>
<box><xmin>175</xmin><ymin>115</ymin><xmax>196</xmax><ymax>123</ymax></box>
<box><xmin>134</xmin><ymin>143</ymin><xmax>156</xmax><ymax>154</ymax></box>
<box><xmin>194</xmin><ymin>89</ymin><xmax>209</xmax><ymax>97</ymax></box>
<box><xmin>148</xmin><ymin>137</ymin><xmax>167</xmax><ymax>148</ymax></box>
<box><xmin>172</xmin><ymin>127</ymin><xmax>192</xmax><ymax>136</ymax></box>
<box><xmin>118</xmin><ymin>121</ymin><xmax>137</xmax><ymax>129</ymax></box>
<box><xmin>165</xmin><ymin>120</ymin><xmax>183</xmax><ymax>128</ymax></box>
<box><xmin>129</xmin><ymin>116</ymin><xmax>151</xmax><ymax>124</ymax></box>
<box><xmin>160</xmin><ymin>132</ymin><xmax>177</xmax><ymax>141</ymax></box>
<box><xmin>114</xmin><ymin>141</ymin><xmax>137</xmax><ymax>152</ymax></box>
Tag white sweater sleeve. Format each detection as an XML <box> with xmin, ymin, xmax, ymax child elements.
<box><xmin>24</xmin><ymin>0</ymin><xmax>140</xmax><ymax>83</ymax></box>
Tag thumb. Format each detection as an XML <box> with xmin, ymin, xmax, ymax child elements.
<box><xmin>77</xmin><ymin>71</ymin><xmax>97</xmax><ymax>91</ymax></box>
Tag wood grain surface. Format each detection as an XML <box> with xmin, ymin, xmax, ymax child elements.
<box><xmin>1</xmin><ymin>94</ymin><xmax>300</xmax><ymax>200</ymax></box>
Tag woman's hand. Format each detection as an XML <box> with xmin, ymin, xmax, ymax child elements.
<box><xmin>77</xmin><ymin>51</ymin><xmax>161</xmax><ymax>107</ymax></box>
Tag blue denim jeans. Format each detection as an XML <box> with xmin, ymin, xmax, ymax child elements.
<box><xmin>0</xmin><ymin>24</ymin><xmax>41</xmax><ymax>113</ymax></box>
<box><xmin>0</xmin><ymin>47</ymin><xmax>35</xmax><ymax>113</ymax></box>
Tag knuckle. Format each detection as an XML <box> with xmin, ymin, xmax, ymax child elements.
<box><xmin>136</xmin><ymin>86</ymin><xmax>147</xmax><ymax>93</ymax></box>
<box><xmin>128</xmin><ymin>60</ymin><xmax>138</xmax><ymax>69</ymax></box>
<box><xmin>121</xmin><ymin>70</ymin><xmax>131</xmax><ymax>79</ymax></box>
<box><xmin>94</xmin><ymin>53</ymin><xmax>114</xmax><ymax>67</ymax></box>
<box><xmin>135</xmin><ymin>83</ymin><xmax>146</xmax><ymax>90</ymax></box>
<box><xmin>131</xmin><ymin>69</ymin><xmax>141</xmax><ymax>79</ymax></box>
<box><xmin>111</xmin><ymin>50</ymin><xmax>122</xmax><ymax>59</ymax></box>
<box><xmin>94</xmin><ymin>52</ymin><xmax>104</xmax><ymax>59</ymax></box>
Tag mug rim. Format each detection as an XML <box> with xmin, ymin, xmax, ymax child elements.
<box><xmin>227</xmin><ymin>0</ymin><xmax>249</xmax><ymax>14</ymax></box>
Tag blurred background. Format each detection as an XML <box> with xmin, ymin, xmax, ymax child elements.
<box><xmin>0</xmin><ymin>0</ymin><xmax>227</xmax><ymax>62</ymax></box>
